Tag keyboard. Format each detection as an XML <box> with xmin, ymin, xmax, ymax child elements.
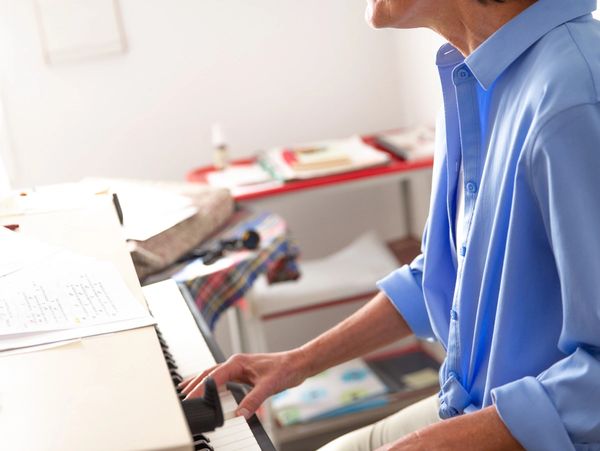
<box><xmin>143</xmin><ymin>280</ymin><xmax>273</xmax><ymax>451</ymax></box>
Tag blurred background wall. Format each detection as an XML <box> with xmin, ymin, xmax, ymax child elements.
<box><xmin>0</xmin><ymin>0</ymin><xmax>442</xmax><ymax>187</ymax></box>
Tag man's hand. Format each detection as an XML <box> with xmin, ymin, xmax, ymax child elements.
<box><xmin>179</xmin><ymin>292</ymin><xmax>412</xmax><ymax>420</ymax></box>
<box><xmin>376</xmin><ymin>406</ymin><xmax>524</xmax><ymax>451</ymax></box>
<box><xmin>179</xmin><ymin>348</ymin><xmax>309</xmax><ymax>419</ymax></box>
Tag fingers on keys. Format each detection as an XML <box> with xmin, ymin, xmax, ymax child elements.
<box><xmin>236</xmin><ymin>383</ymin><xmax>271</xmax><ymax>419</ymax></box>
<box><xmin>179</xmin><ymin>365</ymin><xmax>216</xmax><ymax>396</ymax></box>
<box><xmin>182</xmin><ymin>356</ymin><xmax>244</xmax><ymax>400</ymax></box>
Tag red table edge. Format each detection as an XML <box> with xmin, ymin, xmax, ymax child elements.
<box><xmin>186</xmin><ymin>135</ymin><xmax>434</xmax><ymax>202</ymax></box>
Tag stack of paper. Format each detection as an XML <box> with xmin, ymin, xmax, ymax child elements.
<box><xmin>206</xmin><ymin>164</ymin><xmax>273</xmax><ymax>189</ymax></box>
<box><xmin>0</xmin><ymin>228</ymin><xmax>155</xmax><ymax>352</ymax></box>
<box><xmin>0</xmin><ymin>186</ymin><xmax>97</xmax><ymax>218</ymax></box>
<box><xmin>82</xmin><ymin>179</ymin><xmax>199</xmax><ymax>241</ymax></box>
<box><xmin>259</xmin><ymin>136</ymin><xmax>390</xmax><ymax>181</ymax></box>
<box><xmin>281</xmin><ymin>146</ymin><xmax>352</xmax><ymax>171</ymax></box>
<box><xmin>205</xmin><ymin>164</ymin><xmax>283</xmax><ymax>198</ymax></box>
<box><xmin>0</xmin><ymin>181</ymin><xmax>201</xmax><ymax>242</ymax></box>
<box><xmin>374</xmin><ymin>126</ymin><xmax>435</xmax><ymax>161</ymax></box>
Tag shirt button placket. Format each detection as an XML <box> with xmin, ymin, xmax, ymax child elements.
<box><xmin>449</xmin><ymin>64</ymin><xmax>479</xmax><ymax>402</ymax></box>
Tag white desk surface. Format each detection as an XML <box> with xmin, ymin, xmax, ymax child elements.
<box><xmin>0</xmin><ymin>196</ymin><xmax>192</xmax><ymax>451</ymax></box>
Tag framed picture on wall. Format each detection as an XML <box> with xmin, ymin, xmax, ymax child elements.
<box><xmin>34</xmin><ymin>0</ymin><xmax>127</xmax><ymax>65</ymax></box>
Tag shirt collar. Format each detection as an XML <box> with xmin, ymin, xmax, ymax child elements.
<box><xmin>436</xmin><ymin>43</ymin><xmax>465</xmax><ymax>69</ymax></box>
<box><xmin>436</xmin><ymin>0</ymin><xmax>597</xmax><ymax>90</ymax></box>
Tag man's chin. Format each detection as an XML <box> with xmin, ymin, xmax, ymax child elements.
<box><xmin>366</xmin><ymin>17</ymin><xmax>389</xmax><ymax>29</ymax></box>
<box><xmin>365</xmin><ymin>9</ymin><xmax>386</xmax><ymax>29</ymax></box>
<box><xmin>365</xmin><ymin>1</ymin><xmax>392</xmax><ymax>29</ymax></box>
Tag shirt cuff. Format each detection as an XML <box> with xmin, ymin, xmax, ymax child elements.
<box><xmin>491</xmin><ymin>376</ymin><xmax>574</xmax><ymax>451</ymax></box>
<box><xmin>377</xmin><ymin>265</ymin><xmax>434</xmax><ymax>340</ymax></box>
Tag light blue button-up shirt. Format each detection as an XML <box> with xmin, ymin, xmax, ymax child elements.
<box><xmin>378</xmin><ymin>1</ymin><xmax>600</xmax><ymax>449</ymax></box>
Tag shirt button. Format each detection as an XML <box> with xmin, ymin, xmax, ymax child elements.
<box><xmin>448</xmin><ymin>370</ymin><xmax>458</xmax><ymax>380</ymax></box>
<box><xmin>453</xmin><ymin>68</ymin><xmax>471</xmax><ymax>83</ymax></box>
<box><xmin>466</xmin><ymin>181</ymin><xmax>478</xmax><ymax>193</ymax></box>
<box><xmin>439</xmin><ymin>403</ymin><xmax>459</xmax><ymax>419</ymax></box>
<box><xmin>460</xmin><ymin>245</ymin><xmax>467</xmax><ymax>256</ymax></box>
<box><xmin>450</xmin><ymin>309</ymin><xmax>458</xmax><ymax>320</ymax></box>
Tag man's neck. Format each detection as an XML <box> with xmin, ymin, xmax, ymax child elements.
<box><xmin>428</xmin><ymin>0</ymin><xmax>537</xmax><ymax>56</ymax></box>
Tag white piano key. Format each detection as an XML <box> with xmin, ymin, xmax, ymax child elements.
<box><xmin>217</xmin><ymin>437</ymin><xmax>262</xmax><ymax>451</ymax></box>
<box><xmin>220</xmin><ymin>391</ymin><xmax>239</xmax><ymax>416</ymax></box>
<box><xmin>206</xmin><ymin>417</ymin><xmax>256</xmax><ymax>446</ymax></box>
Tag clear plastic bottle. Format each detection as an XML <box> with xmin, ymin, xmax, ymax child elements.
<box><xmin>211</xmin><ymin>123</ymin><xmax>229</xmax><ymax>170</ymax></box>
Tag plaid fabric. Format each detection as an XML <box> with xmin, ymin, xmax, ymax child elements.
<box><xmin>175</xmin><ymin>212</ymin><xmax>299</xmax><ymax>330</ymax></box>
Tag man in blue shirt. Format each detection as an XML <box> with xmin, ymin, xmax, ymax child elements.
<box><xmin>182</xmin><ymin>0</ymin><xmax>600</xmax><ymax>449</ymax></box>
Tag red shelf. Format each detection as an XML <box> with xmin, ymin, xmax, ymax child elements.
<box><xmin>186</xmin><ymin>136</ymin><xmax>434</xmax><ymax>202</ymax></box>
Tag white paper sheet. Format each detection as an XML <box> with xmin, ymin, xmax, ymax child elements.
<box><xmin>90</xmin><ymin>181</ymin><xmax>198</xmax><ymax>241</ymax></box>
<box><xmin>0</xmin><ymin>186</ymin><xmax>99</xmax><ymax>218</ymax></box>
<box><xmin>0</xmin><ymin>227</ymin><xmax>61</xmax><ymax>278</ymax></box>
<box><xmin>0</xmin><ymin>338</ymin><xmax>82</xmax><ymax>358</ymax></box>
<box><xmin>206</xmin><ymin>164</ymin><xmax>273</xmax><ymax>189</ymax></box>
<box><xmin>0</xmin><ymin>255</ymin><xmax>154</xmax><ymax>351</ymax></box>
<box><xmin>0</xmin><ymin>316</ymin><xmax>154</xmax><ymax>352</ymax></box>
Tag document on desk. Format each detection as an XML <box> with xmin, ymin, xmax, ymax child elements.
<box><xmin>0</xmin><ymin>232</ymin><xmax>155</xmax><ymax>351</ymax></box>
<box><xmin>0</xmin><ymin>226</ymin><xmax>61</xmax><ymax>278</ymax></box>
<box><xmin>81</xmin><ymin>179</ymin><xmax>199</xmax><ymax>241</ymax></box>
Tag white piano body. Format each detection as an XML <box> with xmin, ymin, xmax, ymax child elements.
<box><xmin>0</xmin><ymin>195</ymin><xmax>274</xmax><ymax>451</ymax></box>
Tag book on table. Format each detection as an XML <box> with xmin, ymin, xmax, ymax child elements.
<box><xmin>270</xmin><ymin>344</ymin><xmax>440</xmax><ymax>427</ymax></box>
<box><xmin>258</xmin><ymin>135</ymin><xmax>391</xmax><ymax>181</ymax></box>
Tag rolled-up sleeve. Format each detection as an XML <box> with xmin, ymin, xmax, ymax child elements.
<box><xmin>377</xmin><ymin>252</ymin><xmax>435</xmax><ymax>340</ymax></box>
<box><xmin>491</xmin><ymin>103</ymin><xmax>600</xmax><ymax>450</ymax></box>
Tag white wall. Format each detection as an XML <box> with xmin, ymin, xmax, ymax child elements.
<box><xmin>0</xmin><ymin>0</ymin><xmax>434</xmax><ymax>187</ymax></box>
<box><xmin>0</xmin><ymin>90</ymin><xmax>14</xmax><ymax>194</ymax></box>
<box><xmin>0</xmin><ymin>1</ymin><xmax>445</xmax><ymax>260</ymax></box>
<box><xmin>0</xmin><ymin>155</ymin><xmax>9</xmax><ymax>195</ymax></box>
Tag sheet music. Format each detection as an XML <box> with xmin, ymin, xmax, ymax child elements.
<box><xmin>1</xmin><ymin>258</ymin><xmax>147</xmax><ymax>334</ymax></box>
<box><xmin>0</xmin><ymin>254</ymin><xmax>155</xmax><ymax>351</ymax></box>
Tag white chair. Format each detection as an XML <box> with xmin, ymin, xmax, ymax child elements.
<box><xmin>240</xmin><ymin>231</ymin><xmax>401</xmax><ymax>354</ymax></box>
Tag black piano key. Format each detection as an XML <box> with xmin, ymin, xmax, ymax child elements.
<box><xmin>166</xmin><ymin>359</ymin><xmax>178</xmax><ymax>371</ymax></box>
<box><xmin>193</xmin><ymin>442</ymin><xmax>213</xmax><ymax>451</ymax></box>
<box><xmin>192</xmin><ymin>434</ymin><xmax>210</xmax><ymax>443</ymax></box>
<box><xmin>181</xmin><ymin>377</ymin><xmax>224</xmax><ymax>434</ymax></box>
<box><xmin>193</xmin><ymin>433</ymin><xmax>214</xmax><ymax>450</ymax></box>
<box><xmin>164</xmin><ymin>353</ymin><xmax>176</xmax><ymax>366</ymax></box>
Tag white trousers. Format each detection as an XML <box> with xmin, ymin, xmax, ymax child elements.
<box><xmin>316</xmin><ymin>394</ymin><xmax>441</xmax><ymax>451</ymax></box>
